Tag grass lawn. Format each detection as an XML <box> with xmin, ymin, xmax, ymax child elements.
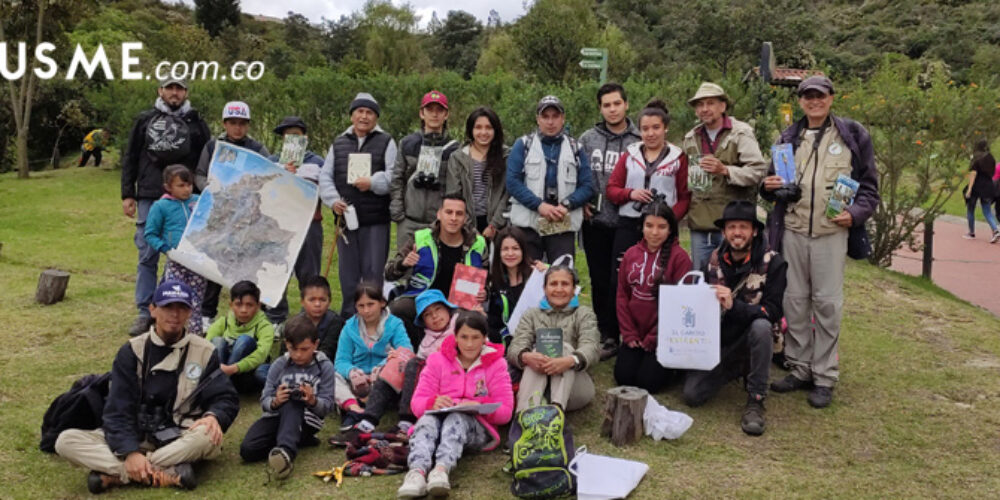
<box><xmin>3</xmin><ymin>166</ymin><xmax>1000</xmax><ymax>499</ymax></box>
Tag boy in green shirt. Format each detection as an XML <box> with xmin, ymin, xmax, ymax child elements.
<box><xmin>206</xmin><ymin>281</ymin><xmax>275</xmax><ymax>391</ymax></box>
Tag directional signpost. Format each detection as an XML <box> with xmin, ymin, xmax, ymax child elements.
<box><xmin>579</xmin><ymin>47</ymin><xmax>608</xmax><ymax>85</ymax></box>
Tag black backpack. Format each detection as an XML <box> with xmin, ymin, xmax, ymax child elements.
<box><xmin>145</xmin><ymin>112</ymin><xmax>193</xmax><ymax>165</ymax></box>
<box><xmin>505</xmin><ymin>404</ymin><xmax>576</xmax><ymax>498</ymax></box>
<box><xmin>39</xmin><ymin>372</ymin><xmax>111</xmax><ymax>453</ymax></box>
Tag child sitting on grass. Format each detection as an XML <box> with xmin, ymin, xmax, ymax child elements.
<box><xmin>205</xmin><ymin>281</ymin><xmax>274</xmax><ymax>391</ymax></box>
<box><xmin>333</xmin><ymin>289</ymin><xmax>458</xmax><ymax>443</ymax></box>
<box><xmin>143</xmin><ymin>164</ymin><xmax>205</xmax><ymax>335</ymax></box>
<box><xmin>239</xmin><ymin>314</ymin><xmax>335</xmax><ymax>480</ymax></box>
<box><xmin>332</xmin><ymin>282</ymin><xmax>412</xmax><ymax>434</ymax></box>
<box><xmin>397</xmin><ymin>310</ymin><xmax>513</xmax><ymax>498</ymax></box>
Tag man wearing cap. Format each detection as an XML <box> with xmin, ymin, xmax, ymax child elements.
<box><xmin>264</xmin><ymin>116</ymin><xmax>328</xmax><ymax>324</ymax></box>
<box><xmin>506</xmin><ymin>95</ymin><xmax>594</xmax><ymax>262</ymax></box>
<box><xmin>681</xmin><ymin>82</ymin><xmax>767</xmax><ymax>271</ymax></box>
<box><xmin>194</xmin><ymin>101</ymin><xmax>270</xmax><ymax>324</ymax></box>
<box><xmin>319</xmin><ymin>92</ymin><xmax>397</xmax><ymax>317</ymax></box>
<box><xmin>762</xmin><ymin>76</ymin><xmax>879</xmax><ymax>408</ymax></box>
<box><xmin>121</xmin><ymin>77</ymin><xmax>212</xmax><ymax>336</ymax></box>
<box><xmin>55</xmin><ymin>281</ymin><xmax>239</xmax><ymax>494</ymax></box>
<box><xmin>390</xmin><ymin>90</ymin><xmax>460</xmax><ymax>249</ymax></box>
<box><xmin>682</xmin><ymin>200</ymin><xmax>787</xmax><ymax>435</ymax></box>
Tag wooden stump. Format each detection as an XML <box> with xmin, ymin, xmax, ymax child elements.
<box><xmin>36</xmin><ymin>269</ymin><xmax>70</xmax><ymax>305</ymax></box>
<box><xmin>600</xmin><ymin>385</ymin><xmax>649</xmax><ymax>447</ymax></box>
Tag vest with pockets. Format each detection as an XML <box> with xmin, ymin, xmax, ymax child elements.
<box><xmin>129</xmin><ymin>331</ymin><xmax>216</xmax><ymax>428</ymax></box>
<box><xmin>510</xmin><ymin>133</ymin><xmax>583</xmax><ymax>232</ymax></box>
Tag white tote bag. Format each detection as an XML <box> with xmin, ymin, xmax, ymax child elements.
<box><xmin>569</xmin><ymin>446</ymin><xmax>649</xmax><ymax>500</ymax></box>
<box><xmin>505</xmin><ymin>254</ymin><xmax>573</xmax><ymax>337</ymax></box>
<box><xmin>656</xmin><ymin>271</ymin><xmax>720</xmax><ymax>370</ymax></box>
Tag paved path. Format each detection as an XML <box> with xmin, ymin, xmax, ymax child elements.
<box><xmin>891</xmin><ymin>214</ymin><xmax>1000</xmax><ymax>316</ymax></box>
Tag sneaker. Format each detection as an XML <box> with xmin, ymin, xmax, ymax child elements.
<box><xmin>397</xmin><ymin>469</ymin><xmax>427</xmax><ymax>499</ymax></box>
<box><xmin>267</xmin><ymin>447</ymin><xmax>293</xmax><ymax>480</ymax></box>
<box><xmin>741</xmin><ymin>394</ymin><xmax>766</xmax><ymax>436</ymax></box>
<box><xmin>963</xmin><ymin>232</ymin><xmax>976</xmax><ymax>239</ymax></box>
<box><xmin>128</xmin><ymin>316</ymin><xmax>153</xmax><ymax>337</ymax></box>
<box><xmin>992</xmin><ymin>231</ymin><xmax>1000</xmax><ymax>244</ymax></box>
<box><xmin>807</xmin><ymin>386</ymin><xmax>834</xmax><ymax>408</ymax></box>
<box><xmin>599</xmin><ymin>338</ymin><xmax>619</xmax><ymax>361</ymax></box>
<box><xmin>770</xmin><ymin>374</ymin><xmax>813</xmax><ymax>393</ymax></box>
<box><xmin>427</xmin><ymin>466</ymin><xmax>450</xmax><ymax>496</ymax></box>
<box><xmin>340</xmin><ymin>410</ymin><xmax>365</xmax><ymax>431</ymax></box>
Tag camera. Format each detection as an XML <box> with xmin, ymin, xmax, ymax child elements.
<box><xmin>773</xmin><ymin>184</ymin><xmax>802</xmax><ymax>203</ymax></box>
<box><xmin>138</xmin><ymin>403</ymin><xmax>181</xmax><ymax>446</ymax></box>
<box><xmin>286</xmin><ymin>383</ymin><xmax>303</xmax><ymax>401</ymax></box>
<box><xmin>632</xmin><ymin>188</ymin><xmax>665</xmax><ymax>211</ymax></box>
<box><xmin>413</xmin><ymin>171</ymin><xmax>440</xmax><ymax>189</ymax></box>
<box><xmin>545</xmin><ymin>186</ymin><xmax>559</xmax><ymax>205</ymax></box>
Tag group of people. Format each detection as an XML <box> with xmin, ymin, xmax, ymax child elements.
<box><xmin>52</xmin><ymin>73</ymin><xmax>879</xmax><ymax>496</ymax></box>
<box><xmin>964</xmin><ymin>139</ymin><xmax>1000</xmax><ymax>242</ymax></box>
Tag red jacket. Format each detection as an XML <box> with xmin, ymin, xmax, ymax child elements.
<box><xmin>606</xmin><ymin>141</ymin><xmax>690</xmax><ymax>221</ymax></box>
<box><xmin>410</xmin><ymin>335</ymin><xmax>514</xmax><ymax>451</ymax></box>
<box><xmin>616</xmin><ymin>239</ymin><xmax>692</xmax><ymax>350</ymax></box>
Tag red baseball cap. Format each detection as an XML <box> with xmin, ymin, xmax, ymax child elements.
<box><xmin>420</xmin><ymin>90</ymin><xmax>449</xmax><ymax>110</ymax></box>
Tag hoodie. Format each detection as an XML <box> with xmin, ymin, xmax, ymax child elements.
<box><xmin>144</xmin><ymin>193</ymin><xmax>199</xmax><ymax>253</ymax></box>
<box><xmin>259</xmin><ymin>351</ymin><xmax>336</xmax><ymax>428</ymax></box>
<box><xmin>616</xmin><ymin>239</ymin><xmax>692</xmax><ymax>350</ymax></box>
<box><xmin>204</xmin><ymin>310</ymin><xmax>275</xmax><ymax>374</ymax></box>
<box><xmin>410</xmin><ymin>335</ymin><xmax>514</xmax><ymax>451</ymax></box>
<box><xmin>578</xmin><ymin>119</ymin><xmax>642</xmax><ymax>228</ymax></box>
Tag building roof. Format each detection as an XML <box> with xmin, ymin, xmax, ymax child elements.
<box><xmin>743</xmin><ymin>67</ymin><xmax>826</xmax><ymax>87</ymax></box>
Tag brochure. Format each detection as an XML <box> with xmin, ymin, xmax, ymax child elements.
<box><xmin>771</xmin><ymin>143</ymin><xmax>796</xmax><ymax>184</ymax></box>
<box><xmin>378</xmin><ymin>347</ymin><xmax>415</xmax><ymax>392</ymax></box>
<box><xmin>278</xmin><ymin>134</ymin><xmax>308</xmax><ymax>167</ymax></box>
<box><xmin>826</xmin><ymin>173</ymin><xmax>859</xmax><ymax>218</ymax></box>
<box><xmin>535</xmin><ymin>328</ymin><xmax>563</xmax><ymax>358</ymax></box>
<box><xmin>347</xmin><ymin>153</ymin><xmax>371</xmax><ymax>184</ymax></box>
<box><xmin>426</xmin><ymin>402</ymin><xmax>501</xmax><ymax>416</ymax></box>
<box><xmin>449</xmin><ymin>264</ymin><xmax>487</xmax><ymax>310</ymax></box>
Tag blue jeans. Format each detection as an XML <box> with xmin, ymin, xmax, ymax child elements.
<box><xmin>690</xmin><ymin>230</ymin><xmax>723</xmax><ymax>273</ymax></box>
<box><xmin>210</xmin><ymin>334</ymin><xmax>258</xmax><ymax>366</ymax></box>
<box><xmin>134</xmin><ymin>199</ymin><xmax>161</xmax><ymax>318</ymax></box>
<box><xmin>966</xmin><ymin>197</ymin><xmax>999</xmax><ymax>234</ymax></box>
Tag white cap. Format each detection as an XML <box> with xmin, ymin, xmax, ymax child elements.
<box><xmin>222</xmin><ymin>101</ymin><xmax>251</xmax><ymax>121</ymax></box>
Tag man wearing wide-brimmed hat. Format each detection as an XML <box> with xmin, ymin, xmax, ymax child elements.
<box><xmin>681</xmin><ymin>82</ymin><xmax>767</xmax><ymax>271</ymax></box>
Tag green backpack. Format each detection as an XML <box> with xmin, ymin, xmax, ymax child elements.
<box><xmin>505</xmin><ymin>404</ymin><xmax>576</xmax><ymax>499</ymax></box>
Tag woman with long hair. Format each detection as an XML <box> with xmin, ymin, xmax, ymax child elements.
<box><xmin>485</xmin><ymin>226</ymin><xmax>546</xmax><ymax>344</ymax></box>
<box><xmin>446</xmin><ymin>106</ymin><xmax>510</xmax><ymax>239</ymax></box>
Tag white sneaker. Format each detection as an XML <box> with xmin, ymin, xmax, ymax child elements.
<box><xmin>991</xmin><ymin>231</ymin><xmax>1000</xmax><ymax>244</ymax></box>
<box><xmin>397</xmin><ymin>469</ymin><xmax>427</xmax><ymax>499</ymax></box>
<box><xmin>427</xmin><ymin>466</ymin><xmax>450</xmax><ymax>496</ymax></box>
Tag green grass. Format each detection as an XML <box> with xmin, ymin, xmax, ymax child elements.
<box><xmin>4</xmin><ymin>166</ymin><xmax>1000</xmax><ymax>499</ymax></box>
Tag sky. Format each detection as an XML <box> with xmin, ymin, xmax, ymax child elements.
<box><xmin>176</xmin><ymin>0</ymin><xmax>527</xmax><ymax>28</ymax></box>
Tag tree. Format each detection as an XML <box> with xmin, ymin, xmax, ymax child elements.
<box><xmin>357</xmin><ymin>0</ymin><xmax>431</xmax><ymax>74</ymax></box>
<box><xmin>321</xmin><ymin>14</ymin><xmax>363</xmax><ymax>64</ymax></box>
<box><xmin>512</xmin><ymin>0</ymin><xmax>599</xmax><ymax>81</ymax></box>
<box><xmin>2</xmin><ymin>0</ymin><xmax>46</xmax><ymax>179</ymax></box>
<box><xmin>476</xmin><ymin>31</ymin><xmax>525</xmax><ymax>76</ymax></box>
<box><xmin>432</xmin><ymin>11</ymin><xmax>483</xmax><ymax>78</ymax></box>
<box><xmin>195</xmin><ymin>0</ymin><xmax>241</xmax><ymax>37</ymax></box>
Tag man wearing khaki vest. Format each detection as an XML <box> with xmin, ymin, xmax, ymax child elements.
<box><xmin>682</xmin><ymin>83</ymin><xmax>768</xmax><ymax>271</ymax></box>
<box><xmin>55</xmin><ymin>281</ymin><xmax>239</xmax><ymax>494</ymax></box>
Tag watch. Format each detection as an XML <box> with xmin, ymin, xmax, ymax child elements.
<box><xmin>560</xmin><ymin>200</ymin><xmax>572</xmax><ymax>209</ymax></box>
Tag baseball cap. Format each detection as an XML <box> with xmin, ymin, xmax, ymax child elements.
<box><xmin>153</xmin><ymin>280</ymin><xmax>194</xmax><ymax>308</ymax></box>
<box><xmin>797</xmin><ymin>76</ymin><xmax>835</xmax><ymax>96</ymax></box>
<box><xmin>222</xmin><ymin>101</ymin><xmax>251</xmax><ymax>121</ymax></box>
<box><xmin>159</xmin><ymin>76</ymin><xmax>188</xmax><ymax>89</ymax></box>
<box><xmin>420</xmin><ymin>90</ymin><xmax>449</xmax><ymax>110</ymax></box>
<box><xmin>536</xmin><ymin>95</ymin><xmax>565</xmax><ymax>115</ymax></box>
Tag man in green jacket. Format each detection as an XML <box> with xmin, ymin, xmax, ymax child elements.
<box><xmin>681</xmin><ymin>83</ymin><xmax>768</xmax><ymax>271</ymax></box>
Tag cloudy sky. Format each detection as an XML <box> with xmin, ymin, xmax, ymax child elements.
<box><xmin>177</xmin><ymin>0</ymin><xmax>527</xmax><ymax>27</ymax></box>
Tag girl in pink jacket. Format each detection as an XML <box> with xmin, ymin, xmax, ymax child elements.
<box><xmin>397</xmin><ymin>311</ymin><xmax>514</xmax><ymax>498</ymax></box>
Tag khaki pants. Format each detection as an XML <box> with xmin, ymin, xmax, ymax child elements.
<box><xmin>516</xmin><ymin>343</ymin><xmax>595</xmax><ymax>412</ymax></box>
<box><xmin>782</xmin><ymin>229</ymin><xmax>847</xmax><ymax>388</ymax></box>
<box><xmin>54</xmin><ymin>427</ymin><xmax>221</xmax><ymax>483</ymax></box>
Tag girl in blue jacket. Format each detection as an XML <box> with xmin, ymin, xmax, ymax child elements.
<box><xmin>144</xmin><ymin>165</ymin><xmax>206</xmax><ymax>335</ymax></box>
<box><xmin>333</xmin><ymin>282</ymin><xmax>413</xmax><ymax>431</ymax></box>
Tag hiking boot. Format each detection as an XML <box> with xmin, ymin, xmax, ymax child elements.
<box><xmin>87</xmin><ymin>471</ymin><xmax>123</xmax><ymax>494</ymax></box>
<box><xmin>741</xmin><ymin>394</ymin><xmax>766</xmax><ymax>436</ymax></box>
<box><xmin>427</xmin><ymin>466</ymin><xmax>450</xmax><ymax>496</ymax></box>
<box><xmin>267</xmin><ymin>447</ymin><xmax>293</xmax><ymax>480</ymax></box>
<box><xmin>963</xmin><ymin>232</ymin><xmax>976</xmax><ymax>239</ymax></box>
<box><xmin>992</xmin><ymin>230</ymin><xmax>1000</xmax><ymax>244</ymax></box>
<box><xmin>149</xmin><ymin>463</ymin><xmax>196</xmax><ymax>490</ymax></box>
<box><xmin>397</xmin><ymin>469</ymin><xmax>427</xmax><ymax>499</ymax></box>
<box><xmin>808</xmin><ymin>386</ymin><xmax>834</xmax><ymax>408</ymax></box>
<box><xmin>599</xmin><ymin>338</ymin><xmax>619</xmax><ymax>361</ymax></box>
<box><xmin>128</xmin><ymin>316</ymin><xmax>153</xmax><ymax>337</ymax></box>
<box><xmin>770</xmin><ymin>374</ymin><xmax>812</xmax><ymax>393</ymax></box>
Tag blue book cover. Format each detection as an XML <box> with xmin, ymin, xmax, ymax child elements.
<box><xmin>771</xmin><ymin>144</ymin><xmax>796</xmax><ymax>184</ymax></box>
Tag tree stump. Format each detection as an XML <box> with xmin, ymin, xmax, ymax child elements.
<box><xmin>36</xmin><ymin>269</ymin><xmax>70</xmax><ymax>305</ymax></box>
<box><xmin>600</xmin><ymin>385</ymin><xmax>649</xmax><ymax>447</ymax></box>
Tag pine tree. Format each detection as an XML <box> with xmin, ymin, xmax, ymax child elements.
<box><xmin>195</xmin><ymin>0</ymin><xmax>241</xmax><ymax>37</ymax></box>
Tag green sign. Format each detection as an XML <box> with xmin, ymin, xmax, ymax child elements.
<box><xmin>578</xmin><ymin>47</ymin><xmax>608</xmax><ymax>85</ymax></box>
<box><xmin>579</xmin><ymin>60</ymin><xmax>603</xmax><ymax>69</ymax></box>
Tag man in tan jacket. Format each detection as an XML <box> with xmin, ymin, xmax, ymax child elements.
<box><xmin>682</xmin><ymin>83</ymin><xmax>768</xmax><ymax>271</ymax></box>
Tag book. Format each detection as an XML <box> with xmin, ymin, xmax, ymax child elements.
<box><xmin>535</xmin><ymin>328</ymin><xmax>563</xmax><ymax>358</ymax></box>
<box><xmin>449</xmin><ymin>264</ymin><xmax>487</xmax><ymax>310</ymax></box>
<box><xmin>347</xmin><ymin>153</ymin><xmax>371</xmax><ymax>184</ymax></box>
<box><xmin>377</xmin><ymin>347</ymin><xmax>415</xmax><ymax>392</ymax></box>
<box><xmin>687</xmin><ymin>153</ymin><xmax>712</xmax><ymax>193</ymax></box>
<box><xmin>425</xmin><ymin>402</ymin><xmax>501</xmax><ymax>416</ymax></box>
<box><xmin>416</xmin><ymin>145</ymin><xmax>444</xmax><ymax>175</ymax></box>
<box><xmin>537</xmin><ymin>214</ymin><xmax>573</xmax><ymax>236</ymax></box>
<box><xmin>278</xmin><ymin>134</ymin><xmax>308</xmax><ymax>167</ymax></box>
<box><xmin>771</xmin><ymin>144</ymin><xmax>796</xmax><ymax>184</ymax></box>
<box><xmin>826</xmin><ymin>173</ymin><xmax>859</xmax><ymax>219</ymax></box>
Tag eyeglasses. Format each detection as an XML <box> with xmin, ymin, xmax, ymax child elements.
<box><xmin>799</xmin><ymin>92</ymin><xmax>830</xmax><ymax>101</ymax></box>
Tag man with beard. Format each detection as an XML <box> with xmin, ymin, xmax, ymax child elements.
<box><xmin>578</xmin><ymin>83</ymin><xmax>641</xmax><ymax>360</ymax></box>
<box><xmin>682</xmin><ymin>201</ymin><xmax>787</xmax><ymax>436</ymax></box>
<box><xmin>121</xmin><ymin>77</ymin><xmax>211</xmax><ymax>336</ymax></box>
